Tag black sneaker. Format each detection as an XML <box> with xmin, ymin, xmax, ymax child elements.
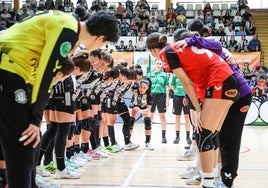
<box><xmin>186</xmin><ymin>138</ymin><xmax>192</xmax><ymax>145</ymax></box>
<box><xmin>162</xmin><ymin>137</ymin><xmax>167</xmax><ymax>143</ymax></box>
<box><xmin>184</xmin><ymin>145</ymin><xmax>191</xmax><ymax>150</ymax></box>
<box><xmin>173</xmin><ymin>137</ymin><xmax>180</xmax><ymax>144</ymax></box>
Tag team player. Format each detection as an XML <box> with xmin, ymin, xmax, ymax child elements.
<box><xmin>0</xmin><ymin>10</ymin><xmax>119</xmax><ymax>188</ymax></box>
<box><xmin>146</xmin><ymin>33</ymin><xmax>240</xmax><ymax>188</ymax></box>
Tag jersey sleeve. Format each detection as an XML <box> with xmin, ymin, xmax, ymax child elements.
<box><xmin>160</xmin><ymin>44</ymin><xmax>182</xmax><ymax>72</ymax></box>
<box><xmin>185</xmin><ymin>35</ymin><xmax>222</xmax><ymax>56</ymax></box>
<box><xmin>30</xmin><ymin>28</ymin><xmax>78</xmax><ymax>126</ymax></box>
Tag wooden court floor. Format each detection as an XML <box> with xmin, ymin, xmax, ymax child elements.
<box><xmin>43</xmin><ymin>121</ymin><xmax>268</xmax><ymax>188</ymax></box>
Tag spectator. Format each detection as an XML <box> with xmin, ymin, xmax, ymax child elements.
<box><xmin>232</xmin><ymin>11</ymin><xmax>242</xmax><ymax>26</ymax></box>
<box><xmin>174</xmin><ymin>2</ymin><xmax>185</xmax><ymax>15</ymax></box>
<box><xmin>219</xmin><ymin>36</ymin><xmax>227</xmax><ymax>48</ymax></box>
<box><xmin>125</xmin><ymin>0</ymin><xmax>134</xmax><ymax>12</ymax></box>
<box><xmin>135</xmin><ymin>36</ymin><xmax>146</xmax><ymax>51</ymax></box>
<box><xmin>203</xmin><ymin>2</ymin><xmax>212</xmax><ymax>17</ymax></box>
<box><xmin>238</xmin><ymin>0</ymin><xmax>249</xmax><ymax>11</ymax></box>
<box><xmin>137</xmin><ymin>26</ymin><xmax>147</xmax><ymax>37</ymax></box>
<box><xmin>222</xmin><ymin>10</ymin><xmax>232</xmax><ymax>25</ymax></box>
<box><xmin>195</xmin><ymin>10</ymin><xmax>204</xmax><ymax>21</ymax></box>
<box><xmin>235</xmin><ymin>26</ymin><xmax>247</xmax><ymax>36</ymax></box>
<box><xmin>126</xmin><ymin>40</ymin><xmax>135</xmax><ymax>52</ymax></box>
<box><xmin>116</xmin><ymin>40</ymin><xmax>126</xmax><ymax>52</ymax></box>
<box><xmin>115</xmin><ymin>2</ymin><xmax>125</xmax><ymax>20</ymax></box>
<box><xmin>254</xmin><ymin>66</ymin><xmax>266</xmax><ymax>80</ymax></box>
<box><xmin>140</xmin><ymin>0</ymin><xmax>150</xmax><ymax>13</ymax></box>
<box><xmin>157</xmin><ymin>9</ymin><xmax>167</xmax><ymax>28</ymax></box>
<box><xmin>225</xmin><ymin>23</ymin><xmax>235</xmax><ymax>36</ymax></box>
<box><xmin>228</xmin><ymin>35</ymin><xmax>238</xmax><ymax>52</ymax></box>
<box><xmin>1</xmin><ymin>8</ymin><xmax>14</xmax><ymax>27</ymax></box>
<box><xmin>19</xmin><ymin>7</ymin><xmax>29</xmax><ymax>20</ymax></box>
<box><xmin>214</xmin><ymin>26</ymin><xmax>226</xmax><ymax>36</ymax></box>
<box><xmin>119</xmin><ymin>18</ymin><xmax>130</xmax><ymax>36</ymax></box>
<box><xmin>204</xmin><ymin>13</ymin><xmax>213</xmax><ymax>26</ymax></box>
<box><xmin>125</xmin><ymin>6</ymin><xmax>133</xmax><ymax>20</ymax></box>
<box><xmin>167</xmin><ymin>2</ymin><xmax>175</xmax><ymax>13</ymax></box>
<box><xmin>166</xmin><ymin>17</ymin><xmax>177</xmax><ymax>30</ymax></box>
<box><xmin>149</xmin><ymin>10</ymin><xmax>158</xmax><ymax>19</ymax></box>
<box><xmin>245</xmin><ymin>16</ymin><xmax>256</xmax><ymax>35</ymax></box>
<box><xmin>147</xmin><ymin>16</ymin><xmax>159</xmax><ymax>32</ymax></box>
<box><xmin>130</xmin><ymin>18</ymin><xmax>139</xmax><ymax>35</ymax></box>
<box><xmin>127</xmin><ymin>28</ymin><xmax>136</xmax><ymax>36</ymax></box>
<box><xmin>138</xmin><ymin>19</ymin><xmax>148</xmax><ymax>31</ymax></box>
<box><xmin>167</xmin><ymin>27</ymin><xmax>175</xmax><ymax>36</ymax></box>
<box><xmin>241</xmin><ymin>7</ymin><xmax>252</xmax><ymax>25</ymax></box>
<box><xmin>176</xmin><ymin>11</ymin><xmax>186</xmax><ymax>24</ymax></box>
<box><xmin>134</xmin><ymin>1</ymin><xmax>144</xmax><ymax>17</ymax></box>
<box><xmin>139</xmin><ymin>11</ymin><xmax>149</xmax><ymax>22</ymax></box>
<box><xmin>248</xmin><ymin>34</ymin><xmax>261</xmax><ymax>52</ymax></box>
<box><xmin>239</xmin><ymin>35</ymin><xmax>248</xmax><ymax>51</ymax></box>
<box><xmin>248</xmin><ymin>74</ymin><xmax>257</xmax><ymax>87</ymax></box>
<box><xmin>214</xmin><ymin>18</ymin><xmax>224</xmax><ymax>30</ymax></box>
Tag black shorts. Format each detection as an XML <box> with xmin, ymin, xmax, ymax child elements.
<box><xmin>173</xmin><ymin>95</ymin><xmax>190</xmax><ymax>115</ymax></box>
<box><xmin>151</xmin><ymin>93</ymin><xmax>167</xmax><ymax>113</ymax></box>
<box><xmin>205</xmin><ymin>75</ymin><xmax>240</xmax><ymax>102</ymax></box>
<box><xmin>106</xmin><ymin>101</ymin><xmax>128</xmax><ymax>114</ymax></box>
<box><xmin>79</xmin><ymin>96</ymin><xmax>92</xmax><ymax>111</ymax></box>
<box><xmin>52</xmin><ymin>92</ymin><xmax>76</xmax><ymax>114</ymax></box>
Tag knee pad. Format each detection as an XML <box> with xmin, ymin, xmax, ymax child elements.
<box><xmin>129</xmin><ymin>117</ymin><xmax>135</xmax><ymax>130</ymax></box>
<box><xmin>82</xmin><ymin>118</ymin><xmax>93</xmax><ymax>131</ymax></box>
<box><xmin>212</xmin><ymin>131</ymin><xmax>220</xmax><ymax>150</ymax></box>
<box><xmin>195</xmin><ymin>128</ymin><xmax>214</xmax><ymax>152</ymax></box>
<box><xmin>144</xmin><ymin>117</ymin><xmax>151</xmax><ymax>130</ymax></box>
<box><xmin>74</xmin><ymin>121</ymin><xmax>82</xmax><ymax>135</ymax></box>
<box><xmin>67</xmin><ymin>124</ymin><xmax>75</xmax><ymax>140</ymax></box>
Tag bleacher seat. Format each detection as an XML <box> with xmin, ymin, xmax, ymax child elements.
<box><xmin>230</xmin><ymin>4</ymin><xmax>238</xmax><ymax>10</ymax></box>
<box><xmin>221</xmin><ymin>4</ymin><xmax>229</xmax><ymax>11</ymax></box>
<box><xmin>151</xmin><ymin>4</ymin><xmax>158</xmax><ymax>11</ymax></box>
<box><xmin>186</xmin><ymin>4</ymin><xmax>194</xmax><ymax>11</ymax></box>
<box><xmin>195</xmin><ymin>4</ymin><xmax>202</xmax><ymax>11</ymax></box>
<box><xmin>213</xmin><ymin>4</ymin><xmax>222</xmax><ymax>18</ymax></box>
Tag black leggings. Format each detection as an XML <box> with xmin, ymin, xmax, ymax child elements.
<box><xmin>220</xmin><ymin>93</ymin><xmax>252</xmax><ymax>187</ymax></box>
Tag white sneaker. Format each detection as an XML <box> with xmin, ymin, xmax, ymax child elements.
<box><xmin>36</xmin><ymin>165</ymin><xmax>51</xmax><ymax>177</ymax></box>
<box><xmin>176</xmin><ymin>151</ymin><xmax>195</xmax><ymax>161</ymax></box>
<box><xmin>36</xmin><ymin>174</ymin><xmax>50</xmax><ymax>188</ymax></box>
<box><xmin>54</xmin><ymin>168</ymin><xmax>81</xmax><ymax>179</ymax></box>
<box><xmin>145</xmin><ymin>142</ymin><xmax>154</xmax><ymax>150</ymax></box>
<box><xmin>70</xmin><ymin>156</ymin><xmax>87</xmax><ymax>166</ymax></box>
<box><xmin>112</xmin><ymin>143</ymin><xmax>124</xmax><ymax>152</ymax></box>
<box><xmin>179</xmin><ymin>167</ymin><xmax>200</xmax><ymax>179</ymax></box>
<box><xmin>94</xmin><ymin>147</ymin><xmax>109</xmax><ymax>158</ymax></box>
<box><xmin>124</xmin><ymin>142</ymin><xmax>140</xmax><ymax>151</ymax></box>
<box><xmin>74</xmin><ymin>151</ymin><xmax>92</xmax><ymax>161</ymax></box>
<box><xmin>185</xmin><ymin>174</ymin><xmax>201</xmax><ymax>185</ymax></box>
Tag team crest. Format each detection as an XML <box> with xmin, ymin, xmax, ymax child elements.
<box><xmin>14</xmin><ymin>89</ymin><xmax>28</xmax><ymax>104</ymax></box>
<box><xmin>112</xmin><ymin>101</ymin><xmax>117</xmax><ymax>106</ymax></box>
<box><xmin>82</xmin><ymin>98</ymin><xmax>88</xmax><ymax>104</ymax></box>
<box><xmin>90</xmin><ymin>95</ymin><xmax>96</xmax><ymax>100</ymax></box>
<box><xmin>60</xmin><ymin>42</ymin><xmax>72</xmax><ymax>57</ymax></box>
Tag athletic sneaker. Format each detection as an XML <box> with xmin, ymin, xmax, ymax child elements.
<box><xmin>112</xmin><ymin>143</ymin><xmax>124</xmax><ymax>152</ymax></box>
<box><xmin>44</xmin><ymin>161</ymin><xmax>57</xmax><ymax>174</ymax></box>
<box><xmin>36</xmin><ymin>165</ymin><xmax>51</xmax><ymax>177</ymax></box>
<box><xmin>162</xmin><ymin>137</ymin><xmax>167</xmax><ymax>143</ymax></box>
<box><xmin>69</xmin><ymin>156</ymin><xmax>87</xmax><ymax>166</ymax></box>
<box><xmin>104</xmin><ymin>145</ymin><xmax>118</xmax><ymax>153</ymax></box>
<box><xmin>145</xmin><ymin>142</ymin><xmax>154</xmax><ymax>150</ymax></box>
<box><xmin>54</xmin><ymin>168</ymin><xmax>81</xmax><ymax>179</ymax></box>
<box><xmin>87</xmin><ymin>149</ymin><xmax>101</xmax><ymax>160</ymax></box>
<box><xmin>173</xmin><ymin>137</ymin><xmax>180</xmax><ymax>144</ymax></box>
<box><xmin>185</xmin><ymin>174</ymin><xmax>201</xmax><ymax>185</ymax></box>
<box><xmin>94</xmin><ymin>147</ymin><xmax>109</xmax><ymax>158</ymax></box>
<box><xmin>65</xmin><ymin>158</ymin><xmax>80</xmax><ymax>169</ymax></box>
<box><xmin>124</xmin><ymin>142</ymin><xmax>140</xmax><ymax>151</ymax></box>
<box><xmin>74</xmin><ymin>151</ymin><xmax>92</xmax><ymax>161</ymax></box>
<box><xmin>176</xmin><ymin>151</ymin><xmax>195</xmax><ymax>161</ymax></box>
<box><xmin>179</xmin><ymin>167</ymin><xmax>200</xmax><ymax>179</ymax></box>
<box><xmin>186</xmin><ymin>137</ymin><xmax>192</xmax><ymax>145</ymax></box>
<box><xmin>36</xmin><ymin>174</ymin><xmax>50</xmax><ymax>188</ymax></box>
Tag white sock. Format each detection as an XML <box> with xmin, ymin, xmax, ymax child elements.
<box><xmin>202</xmin><ymin>172</ymin><xmax>214</xmax><ymax>187</ymax></box>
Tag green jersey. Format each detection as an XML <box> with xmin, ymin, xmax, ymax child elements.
<box><xmin>147</xmin><ymin>71</ymin><xmax>169</xmax><ymax>94</ymax></box>
<box><xmin>170</xmin><ymin>74</ymin><xmax>185</xmax><ymax>96</ymax></box>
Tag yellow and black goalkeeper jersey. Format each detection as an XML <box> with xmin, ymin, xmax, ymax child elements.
<box><xmin>0</xmin><ymin>10</ymin><xmax>79</xmax><ymax>126</ymax></box>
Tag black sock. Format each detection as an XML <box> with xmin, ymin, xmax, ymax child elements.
<box><xmin>162</xmin><ymin>130</ymin><xmax>166</xmax><ymax>138</ymax></box>
<box><xmin>145</xmin><ymin>135</ymin><xmax>151</xmax><ymax>143</ymax></box>
<box><xmin>108</xmin><ymin>125</ymin><xmax>116</xmax><ymax>145</ymax></box>
<box><xmin>66</xmin><ymin>147</ymin><xmax>72</xmax><ymax>159</ymax></box>
<box><xmin>81</xmin><ymin>143</ymin><xmax>89</xmax><ymax>153</ymax></box>
<box><xmin>186</xmin><ymin>131</ymin><xmax>190</xmax><ymax>139</ymax></box>
<box><xmin>73</xmin><ymin>144</ymin><xmax>80</xmax><ymax>153</ymax></box>
<box><xmin>103</xmin><ymin>136</ymin><xmax>110</xmax><ymax>147</ymax></box>
<box><xmin>176</xmin><ymin>131</ymin><xmax>180</xmax><ymax>138</ymax></box>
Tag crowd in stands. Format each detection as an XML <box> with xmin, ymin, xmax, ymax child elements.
<box><xmin>0</xmin><ymin>0</ymin><xmax>263</xmax><ymax>53</ymax></box>
<box><xmin>0</xmin><ymin>0</ymin><xmax>266</xmax><ymax>98</ymax></box>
